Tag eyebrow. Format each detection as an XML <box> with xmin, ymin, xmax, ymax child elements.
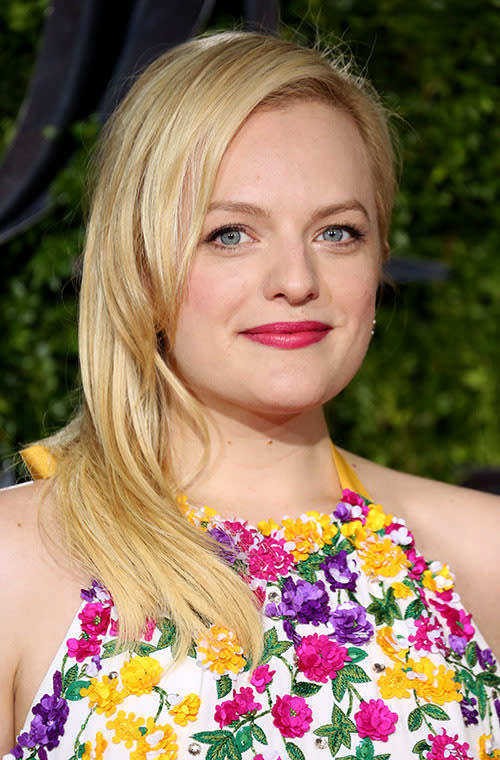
<box><xmin>207</xmin><ymin>200</ymin><xmax>371</xmax><ymax>221</ymax></box>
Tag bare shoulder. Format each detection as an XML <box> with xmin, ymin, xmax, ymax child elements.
<box><xmin>339</xmin><ymin>447</ymin><xmax>500</xmax><ymax>658</ymax></box>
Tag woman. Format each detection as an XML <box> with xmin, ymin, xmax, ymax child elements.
<box><xmin>1</xmin><ymin>31</ymin><xmax>499</xmax><ymax>759</ymax></box>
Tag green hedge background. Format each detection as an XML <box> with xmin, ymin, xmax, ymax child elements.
<box><xmin>1</xmin><ymin>0</ymin><xmax>498</xmax><ymax>482</ymax></box>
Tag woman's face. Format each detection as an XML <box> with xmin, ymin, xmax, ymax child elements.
<box><xmin>173</xmin><ymin>100</ymin><xmax>381</xmax><ymax>421</ymax></box>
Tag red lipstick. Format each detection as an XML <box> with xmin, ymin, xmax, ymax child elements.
<box><xmin>241</xmin><ymin>321</ymin><xmax>331</xmax><ymax>349</ymax></box>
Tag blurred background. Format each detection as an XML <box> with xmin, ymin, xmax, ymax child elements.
<box><xmin>0</xmin><ymin>0</ymin><xmax>498</xmax><ymax>487</ymax></box>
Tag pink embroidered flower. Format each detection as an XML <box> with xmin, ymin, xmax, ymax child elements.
<box><xmin>67</xmin><ymin>636</ymin><xmax>102</xmax><ymax>662</ymax></box>
<box><xmin>251</xmin><ymin>664</ymin><xmax>276</xmax><ymax>693</ymax></box>
<box><xmin>295</xmin><ymin>633</ymin><xmax>350</xmax><ymax>683</ymax></box>
<box><xmin>247</xmin><ymin>537</ymin><xmax>294</xmax><ymax>581</ymax></box>
<box><xmin>354</xmin><ymin>699</ymin><xmax>398</xmax><ymax>742</ymax></box>
<box><xmin>78</xmin><ymin>603</ymin><xmax>111</xmax><ymax>637</ymax></box>
<box><xmin>271</xmin><ymin>694</ymin><xmax>313</xmax><ymax>738</ymax></box>
<box><xmin>342</xmin><ymin>489</ymin><xmax>366</xmax><ymax>508</ymax></box>
<box><xmin>407</xmin><ymin>549</ymin><xmax>427</xmax><ymax>580</ymax></box>
<box><xmin>223</xmin><ymin>520</ymin><xmax>257</xmax><ymax>552</ymax></box>
<box><xmin>214</xmin><ymin>687</ymin><xmax>261</xmax><ymax>728</ymax></box>
<box><xmin>110</xmin><ymin>618</ymin><xmax>119</xmax><ymax>637</ymax></box>
<box><xmin>408</xmin><ymin>615</ymin><xmax>447</xmax><ymax>654</ymax></box>
<box><xmin>426</xmin><ymin>729</ymin><xmax>473</xmax><ymax>759</ymax></box>
<box><xmin>143</xmin><ymin>617</ymin><xmax>156</xmax><ymax>641</ymax></box>
<box><xmin>431</xmin><ymin>602</ymin><xmax>475</xmax><ymax>641</ymax></box>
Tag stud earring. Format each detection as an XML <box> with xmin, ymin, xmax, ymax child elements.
<box><xmin>371</xmin><ymin>318</ymin><xmax>376</xmax><ymax>336</ymax></box>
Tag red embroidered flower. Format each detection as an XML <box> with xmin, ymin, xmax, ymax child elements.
<box><xmin>354</xmin><ymin>699</ymin><xmax>398</xmax><ymax>742</ymax></box>
<box><xmin>271</xmin><ymin>694</ymin><xmax>313</xmax><ymax>738</ymax></box>
<box><xmin>295</xmin><ymin>633</ymin><xmax>350</xmax><ymax>683</ymax></box>
<box><xmin>78</xmin><ymin>603</ymin><xmax>111</xmax><ymax>637</ymax></box>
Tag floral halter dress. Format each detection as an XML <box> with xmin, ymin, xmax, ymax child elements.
<box><xmin>8</xmin><ymin>445</ymin><xmax>500</xmax><ymax>760</ymax></box>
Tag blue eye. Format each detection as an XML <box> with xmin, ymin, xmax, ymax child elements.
<box><xmin>320</xmin><ymin>227</ymin><xmax>353</xmax><ymax>243</ymax></box>
<box><xmin>218</xmin><ymin>229</ymin><xmax>242</xmax><ymax>246</ymax></box>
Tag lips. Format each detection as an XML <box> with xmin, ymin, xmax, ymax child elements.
<box><xmin>240</xmin><ymin>321</ymin><xmax>331</xmax><ymax>349</ymax></box>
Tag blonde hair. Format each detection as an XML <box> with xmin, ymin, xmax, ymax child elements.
<box><xmin>45</xmin><ymin>31</ymin><xmax>396</xmax><ymax>664</ymax></box>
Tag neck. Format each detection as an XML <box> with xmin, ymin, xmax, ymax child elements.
<box><xmin>171</xmin><ymin>404</ymin><xmax>342</xmax><ymax>523</ymax></box>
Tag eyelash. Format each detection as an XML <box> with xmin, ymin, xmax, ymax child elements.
<box><xmin>203</xmin><ymin>223</ymin><xmax>365</xmax><ymax>248</ymax></box>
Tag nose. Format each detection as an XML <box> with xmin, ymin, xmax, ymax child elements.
<box><xmin>263</xmin><ymin>238</ymin><xmax>319</xmax><ymax>305</ymax></box>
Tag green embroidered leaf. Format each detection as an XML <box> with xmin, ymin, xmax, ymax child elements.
<box><xmin>478</xmin><ymin>672</ymin><xmax>500</xmax><ymax>688</ymax></box>
<box><xmin>77</xmin><ymin>743</ymin><xmax>86</xmax><ymax>758</ymax></box>
<box><xmin>374</xmin><ymin>755</ymin><xmax>390</xmax><ymax>760</ymax></box>
<box><xmin>422</xmin><ymin>704</ymin><xmax>450</xmax><ymax>720</ymax></box>
<box><xmin>193</xmin><ymin>730</ymin><xmax>235</xmax><ymax>744</ymax></box>
<box><xmin>465</xmin><ymin>641</ymin><xmax>478</xmax><ymax>668</ymax></box>
<box><xmin>335</xmin><ymin>539</ymin><xmax>354</xmax><ymax>554</ymax></box>
<box><xmin>133</xmin><ymin>642</ymin><xmax>158</xmax><ymax>657</ymax></box>
<box><xmin>346</xmin><ymin>647</ymin><xmax>368</xmax><ymax>664</ymax></box>
<box><xmin>250</xmin><ymin>723</ymin><xmax>268</xmax><ymax>745</ymax></box>
<box><xmin>235</xmin><ymin>727</ymin><xmax>252</xmax><ymax>752</ymax></box>
<box><xmin>412</xmin><ymin>740</ymin><xmax>431</xmax><ymax>760</ymax></box>
<box><xmin>477</xmin><ymin>681</ymin><xmax>488</xmax><ymax>719</ymax></box>
<box><xmin>328</xmin><ymin>733</ymin><xmax>343</xmax><ymax>756</ymax></box>
<box><xmin>342</xmin><ymin>664</ymin><xmax>371</xmax><ymax>684</ymax></box>
<box><xmin>259</xmin><ymin>627</ymin><xmax>292</xmax><ymax>665</ymax></box>
<box><xmin>65</xmin><ymin>679</ymin><xmax>91</xmax><ymax>701</ymax></box>
<box><xmin>293</xmin><ymin>681</ymin><xmax>322</xmax><ymax>697</ymax></box>
<box><xmin>314</xmin><ymin>724</ymin><xmax>337</xmax><ymax>737</ymax></box>
<box><xmin>404</xmin><ymin>598</ymin><xmax>425</xmax><ymax>620</ymax></box>
<box><xmin>62</xmin><ymin>664</ymin><xmax>78</xmax><ymax>691</ymax></box>
<box><xmin>156</xmin><ymin>619</ymin><xmax>177</xmax><ymax>649</ymax></box>
<box><xmin>355</xmin><ymin>736</ymin><xmax>375</xmax><ymax>760</ymax></box>
<box><xmin>407</xmin><ymin>707</ymin><xmax>423</xmax><ymax>732</ymax></box>
<box><xmin>217</xmin><ymin>674</ymin><xmax>233</xmax><ymax>699</ymax></box>
<box><xmin>331</xmin><ymin>671</ymin><xmax>348</xmax><ymax>702</ymax></box>
<box><xmin>285</xmin><ymin>742</ymin><xmax>306</xmax><ymax>760</ymax></box>
<box><xmin>187</xmin><ymin>641</ymin><xmax>197</xmax><ymax>658</ymax></box>
<box><xmin>456</xmin><ymin>668</ymin><xmax>477</xmax><ymax>694</ymax></box>
<box><xmin>100</xmin><ymin>638</ymin><xmax>122</xmax><ymax>660</ymax></box>
<box><xmin>193</xmin><ymin>731</ymin><xmax>242</xmax><ymax>759</ymax></box>
<box><xmin>366</xmin><ymin>589</ymin><xmax>402</xmax><ymax>627</ymax></box>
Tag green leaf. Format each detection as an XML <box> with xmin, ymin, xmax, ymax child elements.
<box><xmin>293</xmin><ymin>681</ymin><xmax>322</xmax><ymax>697</ymax></box>
<box><xmin>422</xmin><ymin>704</ymin><xmax>450</xmax><ymax>721</ymax></box>
<box><xmin>465</xmin><ymin>641</ymin><xmax>478</xmax><ymax>668</ymax></box>
<box><xmin>342</xmin><ymin>664</ymin><xmax>371</xmax><ymax>684</ymax></box>
<box><xmin>250</xmin><ymin>723</ymin><xmax>268</xmax><ymax>745</ymax></box>
<box><xmin>477</xmin><ymin>681</ymin><xmax>487</xmax><ymax>719</ymax></box>
<box><xmin>156</xmin><ymin>619</ymin><xmax>177</xmax><ymax>649</ymax></box>
<box><xmin>259</xmin><ymin>627</ymin><xmax>293</xmax><ymax>665</ymax></box>
<box><xmin>286</xmin><ymin>742</ymin><xmax>306</xmax><ymax>760</ymax></box>
<box><xmin>235</xmin><ymin>727</ymin><xmax>252</xmax><ymax>752</ymax></box>
<box><xmin>366</xmin><ymin>589</ymin><xmax>402</xmax><ymax>627</ymax></box>
<box><xmin>407</xmin><ymin>707</ymin><xmax>423</xmax><ymax>732</ymax></box>
<box><xmin>192</xmin><ymin>731</ymin><xmax>242</xmax><ymax>760</ymax></box>
<box><xmin>412</xmin><ymin>740</ymin><xmax>431</xmax><ymax>760</ymax></box>
<box><xmin>356</xmin><ymin>736</ymin><xmax>374</xmax><ymax>760</ymax></box>
<box><xmin>217</xmin><ymin>674</ymin><xmax>233</xmax><ymax>699</ymax></box>
<box><xmin>331</xmin><ymin>671</ymin><xmax>348</xmax><ymax>702</ymax></box>
<box><xmin>133</xmin><ymin>642</ymin><xmax>158</xmax><ymax>657</ymax></box>
<box><xmin>328</xmin><ymin>733</ymin><xmax>343</xmax><ymax>756</ymax></box>
<box><xmin>456</xmin><ymin>668</ymin><xmax>477</xmax><ymax>694</ymax></box>
<box><xmin>346</xmin><ymin>647</ymin><xmax>368</xmax><ymax>664</ymax></box>
<box><xmin>100</xmin><ymin>639</ymin><xmax>124</xmax><ymax>660</ymax></box>
<box><xmin>65</xmin><ymin>679</ymin><xmax>91</xmax><ymax>701</ymax></box>
<box><xmin>478</xmin><ymin>672</ymin><xmax>500</xmax><ymax>688</ymax></box>
<box><xmin>404</xmin><ymin>598</ymin><xmax>425</xmax><ymax>620</ymax></box>
<box><xmin>374</xmin><ymin>755</ymin><xmax>390</xmax><ymax>760</ymax></box>
<box><xmin>62</xmin><ymin>663</ymin><xmax>78</xmax><ymax>691</ymax></box>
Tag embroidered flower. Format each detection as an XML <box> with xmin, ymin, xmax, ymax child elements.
<box><xmin>295</xmin><ymin>633</ymin><xmax>350</xmax><ymax>682</ymax></box>
<box><xmin>365</xmin><ymin>502</ymin><xmax>392</xmax><ymax>532</ymax></box>
<box><xmin>408</xmin><ymin>615</ymin><xmax>447</xmax><ymax>654</ymax></box>
<box><xmin>121</xmin><ymin>656</ymin><xmax>163</xmax><ymax>696</ymax></box>
<box><xmin>131</xmin><ymin>717</ymin><xmax>178</xmax><ymax>760</ymax></box>
<box><xmin>67</xmin><ymin>635</ymin><xmax>102</xmax><ymax>662</ymax></box>
<box><xmin>431</xmin><ymin>601</ymin><xmax>475</xmax><ymax>642</ymax></box>
<box><xmin>459</xmin><ymin>695</ymin><xmax>478</xmax><ymax>726</ymax></box>
<box><xmin>196</xmin><ymin>625</ymin><xmax>246</xmax><ymax>678</ymax></box>
<box><xmin>79</xmin><ymin>602</ymin><xmax>111</xmax><ymax>637</ymax></box>
<box><xmin>378</xmin><ymin>661</ymin><xmax>413</xmax><ymax>699</ymax></box>
<box><xmin>376</xmin><ymin>626</ymin><xmax>409</xmax><ymax>662</ymax></box>
<box><xmin>265</xmin><ymin>576</ymin><xmax>330</xmax><ymax>625</ymax></box>
<box><xmin>320</xmin><ymin>550</ymin><xmax>359</xmax><ymax>591</ymax></box>
<box><xmin>407</xmin><ymin>657</ymin><xmax>462</xmax><ymax>704</ymax></box>
<box><xmin>81</xmin><ymin>732</ymin><xmax>107</xmax><ymax>760</ymax></box>
<box><xmin>271</xmin><ymin>694</ymin><xmax>313</xmax><ymax>738</ymax></box>
<box><xmin>14</xmin><ymin>672</ymin><xmax>69</xmax><ymax>755</ymax></box>
<box><xmin>168</xmin><ymin>693</ymin><xmax>201</xmax><ymax>726</ymax></box>
<box><xmin>340</xmin><ymin>519</ymin><xmax>368</xmax><ymax>545</ymax></box>
<box><xmin>422</xmin><ymin>561</ymin><xmax>455</xmax><ymax>593</ymax></box>
<box><xmin>281</xmin><ymin>516</ymin><xmax>324</xmax><ymax>561</ymax></box>
<box><xmin>426</xmin><ymin>729</ymin><xmax>473</xmax><ymax>759</ymax></box>
<box><xmin>143</xmin><ymin>617</ymin><xmax>156</xmax><ymax>642</ymax></box>
<box><xmin>391</xmin><ymin>581</ymin><xmax>413</xmax><ymax>599</ymax></box>
<box><xmin>354</xmin><ymin>699</ymin><xmax>398</xmax><ymax>742</ymax></box>
<box><xmin>247</xmin><ymin>536</ymin><xmax>294</xmax><ymax>581</ymax></box>
<box><xmin>330</xmin><ymin>601</ymin><xmax>374</xmax><ymax>645</ymax></box>
<box><xmin>251</xmin><ymin>664</ymin><xmax>276</xmax><ymax>692</ymax></box>
<box><xmin>479</xmin><ymin>734</ymin><xmax>500</xmax><ymax>760</ymax></box>
<box><xmin>80</xmin><ymin>674</ymin><xmax>124</xmax><ymax>717</ymax></box>
<box><xmin>215</xmin><ymin>687</ymin><xmax>261</xmax><ymax>728</ymax></box>
<box><xmin>358</xmin><ymin>535</ymin><xmax>410</xmax><ymax>578</ymax></box>
<box><xmin>106</xmin><ymin>711</ymin><xmax>143</xmax><ymax>748</ymax></box>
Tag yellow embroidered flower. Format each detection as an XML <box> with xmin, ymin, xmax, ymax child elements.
<box><xmin>376</xmin><ymin>626</ymin><xmax>408</xmax><ymax>662</ymax></box>
<box><xmin>131</xmin><ymin>717</ymin><xmax>178</xmax><ymax>760</ymax></box>
<box><xmin>169</xmin><ymin>693</ymin><xmax>201</xmax><ymax>726</ymax></box>
<box><xmin>422</xmin><ymin>562</ymin><xmax>455</xmax><ymax>593</ymax></box>
<box><xmin>80</xmin><ymin>675</ymin><xmax>124</xmax><ymax>717</ymax></box>
<box><xmin>340</xmin><ymin>519</ymin><xmax>368</xmax><ymax>546</ymax></box>
<box><xmin>106</xmin><ymin>711</ymin><xmax>144</xmax><ymax>748</ymax></box>
<box><xmin>365</xmin><ymin>503</ymin><xmax>393</xmax><ymax>532</ymax></box>
<box><xmin>121</xmin><ymin>656</ymin><xmax>163</xmax><ymax>696</ymax></box>
<box><xmin>479</xmin><ymin>734</ymin><xmax>500</xmax><ymax>760</ymax></box>
<box><xmin>407</xmin><ymin>656</ymin><xmax>462</xmax><ymax>704</ymax></box>
<box><xmin>391</xmin><ymin>581</ymin><xmax>413</xmax><ymax>599</ymax></box>
<box><xmin>378</xmin><ymin>661</ymin><xmax>413</xmax><ymax>699</ymax></box>
<box><xmin>257</xmin><ymin>518</ymin><xmax>281</xmax><ymax>536</ymax></box>
<box><xmin>358</xmin><ymin>536</ymin><xmax>410</xmax><ymax>579</ymax></box>
<box><xmin>82</xmin><ymin>732</ymin><xmax>107</xmax><ymax>760</ymax></box>
<box><xmin>315</xmin><ymin>512</ymin><xmax>338</xmax><ymax>544</ymax></box>
<box><xmin>281</xmin><ymin>516</ymin><xmax>324</xmax><ymax>561</ymax></box>
<box><xmin>197</xmin><ymin>624</ymin><xmax>246</xmax><ymax>677</ymax></box>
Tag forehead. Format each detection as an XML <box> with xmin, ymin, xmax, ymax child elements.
<box><xmin>210</xmin><ymin>100</ymin><xmax>377</xmax><ymax>219</ymax></box>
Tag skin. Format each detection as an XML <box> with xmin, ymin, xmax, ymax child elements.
<box><xmin>1</xmin><ymin>101</ymin><xmax>499</xmax><ymax>751</ymax></box>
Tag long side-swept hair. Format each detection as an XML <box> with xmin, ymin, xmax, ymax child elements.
<box><xmin>44</xmin><ymin>32</ymin><xmax>396</xmax><ymax>665</ymax></box>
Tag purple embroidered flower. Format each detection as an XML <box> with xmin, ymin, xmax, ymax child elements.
<box><xmin>208</xmin><ymin>526</ymin><xmax>238</xmax><ymax>564</ymax></box>
<box><xmin>283</xmin><ymin>619</ymin><xmax>301</xmax><ymax>645</ymax></box>
<box><xmin>334</xmin><ymin>501</ymin><xmax>364</xmax><ymax>523</ymax></box>
<box><xmin>330</xmin><ymin>602</ymin><xmax>374</xmax><ymax>645</ymax></box>
<box><xmin>14</xmin><ymin>672</ymin><xmax>69</xmax><ymax>755</ymax></box>
<box><xmin>459</xmin><ymin>695</ymin><xmax>478</xmax><ymax>726</ymax></box>
<box><xmin>85</xmin><ymin>654</ymin><xmax>102</xmax><ymax>678</ymax></box>
<box><xmin>80</xmin><ymin>579</ymin><xmax>111</xmax><ymax>604</ymax></box>
<box><xmin>266</xmin><ymin>577</ymin><xmax>330</xmax><ymax>625</ymax></box>
<box><xmin>478</xmin><ymin>646</ymin><xmax>495</xmax><ymax>670</ymax></box>
<box><xmin>321</xmin><ymin>551</ymin><xmax>359</xmax><ymax>591</ymax></box>
<box><xmin>448</xmin><ymin>634</ymin><xmax>467</xmax><ymax>656</ymax></box>
<box><xmin>495</xmin><ymin>699</ymin><xmax>500</xmax><ymax>724</ymax></box>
